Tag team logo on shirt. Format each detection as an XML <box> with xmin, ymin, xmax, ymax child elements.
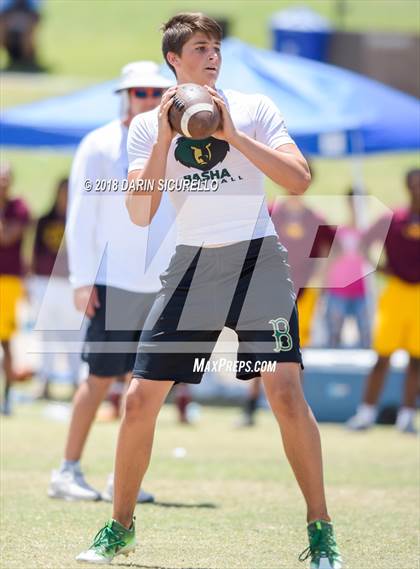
<box><xmin>403</xmin><ymin>222</ymin><xmax>420</xmax><ymax>240</ymax></box>
<box><xmin>268</xmin><ymin>318</ymin><xmax>293</xmax><ymax>352</ymax></box>
<box><xmin>285</xmin><ymin>222</ymin><xmax>304</xmax><ymax>239</ymax></box>
<box><xmin>174</xmin><ymin>137</ymin><xmax>230</xmax><ymax>171</ymax></box>
<box><xmin>42</xmin><ymin>222</ymin><xmax>65</xmax><ymax>253</ymax></box>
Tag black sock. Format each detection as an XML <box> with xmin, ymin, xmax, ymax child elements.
<box><xmin>244</xmin><ymin>396</ymin><xmax>258</xmax><ymax>417</ymax></box>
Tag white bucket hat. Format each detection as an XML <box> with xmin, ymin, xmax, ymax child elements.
<box><xmin>114</xmin><ymin>61</ymin><xmax>173</xmax><ymax>92</ymax></box>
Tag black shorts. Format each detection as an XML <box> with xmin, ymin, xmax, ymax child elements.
<box><xmin>82</xmin><ymin>285</ymin><xmax>156</xmax><ymax>377</ymax></box>
<box><xmin>133</xmin><ymin>237</ymin><xmax>302</xmax><ymax>384</ymax></box>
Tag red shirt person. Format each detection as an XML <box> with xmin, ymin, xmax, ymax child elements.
<box><xmin>30</xmin><ymin>178</ymin><xmax>81</xmax><ymax>401</ymax></box>
<box><xmin>364</xmin><ymin>207</ymin><xmax>420</xmax><ymax>284</ymax></box>
<box><xmin>33</xmin><ymin>178</ymin><xmax>68</xmax><ymax>279</ymax></box>
<box><xmin>270</xmin><ymin>195</ymin><xmax>334</xmax><ymax>347</ymax></box>
<box><xmin>347</xmin><ymin>168</ymin><xmax>420</xmax><ymax>433</ymax></box>
<box><xmin>0</xmin><ymin>163</ymin><xmax>30</xmax><ymax>415</ymax></box>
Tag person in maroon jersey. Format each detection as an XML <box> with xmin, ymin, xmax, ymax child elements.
<box><xmin>0</xmin><ymin>162</ymin><xmax>30</xmax><ymax>415</ymax></box>
<box><xmin>271</xmin><ymin>196</ymin><xmax>335</xmax><ymax>345</ymax></box>
<box><xmin>30</xmin><ymin>177</ymin><xmax>82</xmax><ymax>399</ymax></box>
<box><xmin>32</xmin><ymin>178</ymin><xmax>68</xmax><ymax>279</ymax></box>
<box><xmin>347</xmin><ymin>168</ymin><xmax>420</xmax><ymax>433</ymax></box>
<box><xmin>237</xmin><ymin>166</ymin><xmax>335</xmax><ymax>426</ymax></box>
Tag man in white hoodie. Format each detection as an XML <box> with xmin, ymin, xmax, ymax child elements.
<box><xmin>48</xmin><ymin>62</ymin><xmax>175</xmax><ymax>503</ymax></box>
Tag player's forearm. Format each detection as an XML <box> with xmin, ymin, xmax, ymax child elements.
<box><xmin>126</xmin><ymin>140</ymin><xmax>171</xmax><ymax>227</ymax></box>
<box><xmin>231</xmin><ymin>133</ymin><xmax>311</xmax><ymax>194</ymax></box>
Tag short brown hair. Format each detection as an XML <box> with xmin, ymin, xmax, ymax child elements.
<box><xmin>161</xmin><ymin>13</ymin><xmax>222</xmax><ymax>76</ymax></box>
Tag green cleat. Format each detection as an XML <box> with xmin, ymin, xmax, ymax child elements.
<box><xmin>76</xmin><ymin>519</ymin><xmax>136</xmax><ymax>565</ymax></box>
<box><xmin>299</xmin><ymin>520</ymin><xmax>343</xmax><ymax>569</ymax></box>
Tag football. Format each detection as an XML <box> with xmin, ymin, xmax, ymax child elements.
<box><xmin>169</xmin><ymin>83</ymin><xmax>221</xmax><ymax>139</ymax></box>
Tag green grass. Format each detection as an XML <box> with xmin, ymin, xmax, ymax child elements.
<box><xmin>1</xmin><ymin>1</ymin><xmax>419</xmax><ymax>107</ymax></box>
<box><xmin>1</xmin><ymin>74</ymin><xmax>93</xmax><ymax>108</ymax></box>
<box><xmin>2</xmin><ymin>148</ymin><xmax>418</xmax><ymax>222</ymax></box>
<box><xmin>2</xmin><ymin>1</ymin><xmax>419</xmax><ymax>78</ymax></box>
<box><xmin>1</xmin><ymin>0</ymin><xmax>418</xmax><ymax>253</ymax></box>
<box><xmin>1</xmin><ymin>403</ymin><xmax>418</xmax><ymax>568</ymax></box>
<box><xmin>1</xmin><ymin>0</ymin><xmax>418</xmax><ymax>221</ymax></box>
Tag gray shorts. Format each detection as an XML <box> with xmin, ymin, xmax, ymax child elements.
<box><xmin>133</xmin><ymin>236</ymin><xmax>303</xmax><ymax>383</ymax></box>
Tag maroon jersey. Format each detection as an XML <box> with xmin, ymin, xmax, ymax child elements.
<box><xmin>363</xmin><ymin>208</ymin><xmax>420</xmax><ymax>283</ymax></box>
<box><xmin>33</xmin><ymin>211</ymin><xmax>68</xmax><ymax>277</ymax></box>
<box><xmin>0</xmin><ymin>197</ymin><xmax>30</xmax><ymax>276</ymax></box>
<box><xmin>270</xmin><ymin>199</ymin><xmax>335</xmax><ymax>291</ymax></box>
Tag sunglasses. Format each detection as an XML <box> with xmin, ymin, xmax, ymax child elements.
<box><xmin>132</xmin><ymin>88</ymin><xmax>164</xmax><ymax>99</ymax></box>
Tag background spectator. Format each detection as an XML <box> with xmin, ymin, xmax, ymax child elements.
<box><xmin>324</xmin><ymin>188</ymin><xmax>370</xmax><ymax>348</ymax></box>
<box><xmin>347</xmin><ymin>169</ymin><xmax>420</xmax><ymax>433</ymax></box>
<box><xmin>0</xmin><ymin>0</ymin><xmax>43</xmax><ymax>71</ymax></box>
<box><xmin>0</xmin><ymin>162</ymin><xmax>30</xmax><ymax>415</ymax></box>
<box><xmin>30</xmin><ymin>177</ymin><xmax>82</xmax><ymax>400</ymax></box>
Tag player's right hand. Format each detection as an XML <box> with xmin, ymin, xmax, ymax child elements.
<box><xmin>74</xmin><ymin>285</ymin><xmax>100</xmax><ymax>318</ymax></box>
<box><xmin>157</xmin><ymin>86</ymin><xmax>177</xmax><ymax>146</ymax></box>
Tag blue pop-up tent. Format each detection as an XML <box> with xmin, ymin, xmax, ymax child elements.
<box><xmin>1</xmin><ymin>38</ymin><xmax>419</xmax><ymax>155</ymax></box>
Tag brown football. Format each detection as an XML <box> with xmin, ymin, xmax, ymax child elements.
<box><xmin>169</xmin><ymin>83</ymin><xmax>221</xmax><ymax>139</ymax></box>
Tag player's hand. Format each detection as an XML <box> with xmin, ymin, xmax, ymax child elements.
<box><xmin>74</xmin><ymin>285</ymin><xmax>100</xmax><ymax>318</ymax></box>
<box><xmin>204</xmin><ymin>85</ymin><xmax>239</xmax><ymax>145</ymax></box>
<box><xmin>157</xmin><ymin>86</ymin><xmax>177</xmax><ymax>146</ymax></box>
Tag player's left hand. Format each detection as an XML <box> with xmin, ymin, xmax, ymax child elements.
<box><xmin>204</xmin><ymin>85</ymin><xmax>239</xmax><ymax>145</ymax></box>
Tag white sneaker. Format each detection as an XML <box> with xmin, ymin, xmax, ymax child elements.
<box><xmin>48</xmin><ymin>467</ymin><xmax>101</xmax><ymax>501</ymax></box>
<box><xmin>234</xmin><ymin>413</ymin><xmax>255</xmax><ymax>428</ymax></box>
<box><xmin>396</xmin><ymin>407</ymin><xmax>418</xmax><ymax>434</ymax></box>
<box><xmin>346</xmin><ymin>404</ymin><xmax>377</xmax><ymax>431</ymax></box>
<box><xmin>101</xmin><ymin>473</ymin><xmax>155</xmax><ymax>504</ymax></box>
<box><xmin>398</xmin><ymin>422</ymin><xmax>418</xmax><ymax>434</ymax></box>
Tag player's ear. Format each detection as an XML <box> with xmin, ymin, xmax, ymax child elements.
<box><xmin>166</xmin><ymin>51</ymin><xmax>179</xmax><ymax>68</ymax></box>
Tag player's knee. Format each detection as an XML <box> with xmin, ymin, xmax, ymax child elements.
<box><xmin>267</xmin><ymin>376</ymin><xmax>306</xmax><ymax>417</ymax></box>
<box><xmin>85</xmin><ymin>375</ymin><xmax>113</xmax><ymax>396</ymax></box>
<box><xmin>123</xmin><ymin>385</ymin><xmax>156</xmax><ymax>423</ymax></box>
<box><xmin>124</xmin><ymin>389</ymin><xmax>144</xmax><ymax>421</ymax></box>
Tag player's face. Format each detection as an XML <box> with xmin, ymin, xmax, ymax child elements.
<box><xmin>172</xmin><ymin>32</ymin><xmax>221</xmax><ymax>86</ymax></box>
<box><xmin>128</xmin><ymin>87</ymin><xmax>165</xmax><ymax>116</ymax></box>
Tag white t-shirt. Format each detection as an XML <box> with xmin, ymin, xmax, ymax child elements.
<box><xmin>67</xmin><ymin>120</ymin><xmax>176</xmax><ymax>292</ymax></box>
<box><xmin>128</xmin><ymin>89</ymin><xmax>294</xmax><ymax>246</ymax></box>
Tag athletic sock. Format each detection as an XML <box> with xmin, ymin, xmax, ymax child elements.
<box><xmin>60</xmin><ymin>459</ymin><xmax>81</xmax><ymax>474</ymax></box>
<box><xmin>244</xmin><ymin>395</ymin><xmax>258</xmax><ymax>418</ymax></box>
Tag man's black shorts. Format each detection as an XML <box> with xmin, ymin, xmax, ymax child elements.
<box><xmin>133</xmin><ymin>236</ymin><xmax>302</xmax><ymax>384</ymax></box>
<box><xmin>82</xmin><ymin>285</ymin><xmax>156</xmax><ymax>377</ymax></box>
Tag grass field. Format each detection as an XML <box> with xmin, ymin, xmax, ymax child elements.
<box><xmin>1</xmin><ymin>403</ymin><xmax>418</xmax><ymax>569</ymax></box>
<box><xmin>1</xmin><ymin>0</ymin><xmax>419</xmax><ymax>221</ymax></box>
<box><xmin>2</xmin><ymin>148</ymin><xmax>418</xmax><ymax>221</ymax></box>
<box><xmin>2</xmin><ymin>1</ymin><xmax>419</xmax><ymax>80</ymax></box>
<box><xmin>1</xmin><ymin>3</ymin><xmax>419</xmax><ymax>567</ymax></box>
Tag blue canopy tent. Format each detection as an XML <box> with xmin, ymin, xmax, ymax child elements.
<box><xmin>1</xmin><ymin>38</ymin><xmax>419</xmax><ymax>155</ymax></box>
